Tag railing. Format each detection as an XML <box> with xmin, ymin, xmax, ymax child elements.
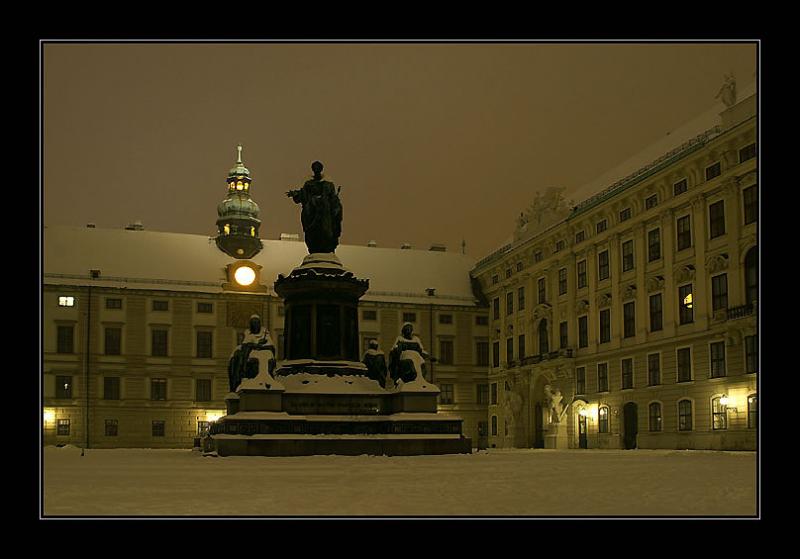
<box><xmin>728</xmin><ymin>302</ymin><xmax>756</xmax><ymax>320</ymax></box>
<box><xmin>518</xmin><ymin>348</ymin><xmax>574</xmax><ymax>366</ymax></box>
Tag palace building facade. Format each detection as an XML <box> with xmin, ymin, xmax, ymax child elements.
<box><xmin>471</xmin><ymin>92</ymin><xmax>758</xmax><ymax>451</ymax></box>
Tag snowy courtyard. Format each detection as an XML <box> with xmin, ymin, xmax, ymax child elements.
<box><xmin>43</xmin><ymin>446</ymin><xmax>757</xmax><ymax>517</ymax></box>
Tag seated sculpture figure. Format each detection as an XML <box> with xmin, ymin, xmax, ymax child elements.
<box><xmin>228</xmin><ymin>314</ymin><xmax>277</xmax><ymax>392</ymax></box>
<box><xmin>388</xmin><ymin>323</ymin><xmax>429</xmax><ymax>385</ymax></box>
<box><xmin>362</xmin><ymin>339</ymin><xmax>388</xmax><ymax>388</ymax></box>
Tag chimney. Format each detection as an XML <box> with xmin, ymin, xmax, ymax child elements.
<box><xmin>367</xmin><ymin>240</ymin><xmax>377</xmax><ymax>248</ymax></box>
<box><xmin>429</xmin><ymin>243</ymin><xmax>446</xmax><ymax>252</ymax></box>
<box><xmin>400</xmin><ymin>243</ymin><xmax>412</xmax><ymax>250</ymax></box>
<box><xmin>86</xmin><ymin>223</ymin><xmax>96</xmax><ymax>229</ymax></box>
<box><xmin>125</xmin><ymin>220</ymin><xmax>144</xmax><ymax>231</ymax></box>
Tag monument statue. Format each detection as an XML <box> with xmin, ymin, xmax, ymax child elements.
<box><xmin>227</xmin><ymin>314</ymin><xmax>277</xmax><ymax>392</ymax></box>
<box><xmin>362</xmin><ymin>339</ymin><xmax>389</xmax><ymax>388</ymax></box>
<box><xmin>514</xmin><ymin>186</ymin><xmax>573</xmax><ymax>241</ymax></box>
<box><xmin>715</xmin><ymin>72</ymin><xmax>737</xmax><ymax>108</ymax></box>
<box><xmin>543</xmin><ymin>384</ymin><xmax>565</xmax><ymax>423</ymax></box>
<box><xmin>286</xmin><ymin>161</ymin><xmax>343</xmax><ymax>254</ymax></box>
<box><xmin>388</xmin><ymin>323</ymin><xmax>429</xmax><ymax>384</ymax></box>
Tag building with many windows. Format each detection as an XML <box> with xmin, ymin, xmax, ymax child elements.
<box><xmin>471</xmin><ymin>91</ymin><xmax>757</xmax><ymax>450</ymax></box>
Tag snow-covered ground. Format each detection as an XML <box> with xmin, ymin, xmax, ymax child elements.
<box><xmin>43</xmin><ymin>446</ymin><xmax>757</xmax><ymax>517</ymax></box>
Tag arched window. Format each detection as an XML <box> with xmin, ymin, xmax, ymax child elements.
<box><xmin>539</xmin><ymin>319</ymin><xmax>549</xmax><ymax>355</ymax></box>
<box><xmin>711</xmin><ymin>396</ymin><xmax>728</xmax><ymax>430</ymax></box>
<box><xmin>748</xmin><ymin>394</ymin><xmax>758</xmax><ymax>429</ymax></box>
<box><xmin>598</xmin><ymin>405</ymin><xmax>609</xmax><ymax>433</ymax></box>
<box><xmin>649</xmin><ymin>402</ymin><xmax>662</xmax><ymax>432</ymax></box>
<box><xmin>678</xmin><ymin>399</ymin><xmax>693</xmax><ymax>431</ymax></box>
<box><xmin>745</xmin><ymin>247</ymin><xmax>758</xmax><ymax>305</ymax></box>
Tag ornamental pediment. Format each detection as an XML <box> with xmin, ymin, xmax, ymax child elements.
<box><xmin>576</xmin><ymin>299</ymin><xmax>590</xmax><ymax>314</ymax></box>
<box><xmin>532</xmin><ymin>303</ymin><xmax>553</xmax><ymax>322</ymax></box>
<box><xmin>674</xmin><ymin>264</ymin><xmax>696</xmax><ymax>284</ymax></box>
<box><xmin>619</xmin><ymin>283</ymin><xmax>637</xmax><ymax>301</ymax></box>
<box><xmin>706</xmin><ymin>253</ymin><xmax>729</xmax><ymax>274</ymax></box>
<box><xmin>595</xmin><ymin>292</ymin><xmax>612</xmax><ymax>308</ymax></box>
<box><xmin>646</xmin><ymin>275</ymin><xmax>665</xmax><ymax>293</ymax></box>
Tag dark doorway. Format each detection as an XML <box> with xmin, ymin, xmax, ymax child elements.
<box><xmin>533</xmin><ymin>402</ymin><xmax>544</xmax><ymax>448</ymax></box>
<box><xmin>578</xmin><ymin>413</ymin><xmax>588</xmax><ymax>449</ymax></box>
<box><xmin>622</xmin><ymin>402</ymin><xmax>638</xmax><ymax>449</ymax></box>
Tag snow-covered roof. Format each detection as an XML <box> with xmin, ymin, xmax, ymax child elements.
<box><xmin>43</xmin><ymin>226</ymin><xmax>480</xmax><ymax>306</ymax></box>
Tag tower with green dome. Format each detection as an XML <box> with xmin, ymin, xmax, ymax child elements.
<box><xmin>215</xmin><ymin>145</ymin><xmax>263</xmax><ymax>259</ymax></box>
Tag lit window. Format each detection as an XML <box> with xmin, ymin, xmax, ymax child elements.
<box><xmin>598</xmin><ymin>406</ymin><xmax>609</xmax><ymax>433</ymax></box>
<box><xmin>58</xmin><ymin>296</ymin><xmax>75</xmax><ymax>307</ymax></box>
<box><xmin>236</xmin><ymin>181</ymin><xmax>244</xmax><ymax>191</ymax></box>
<box><xmin>683</xmin><ymin>292</ymin><xmax>693</xmax><ymax>309</ymax></box>
<box><xmin>224</xmin><ymin>224</ymin><xmax>230</xmax><ymax>235</ymax></box>
<box><xmin>250</xmin><ymin>226</ymin><xmax>256</xmax><ymax>237</ymax></box>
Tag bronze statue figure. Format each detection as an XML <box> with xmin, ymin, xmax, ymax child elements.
<box><xmin>287</xmin><ymin>161</ymin><xmax>343</xmax><ymax>254</ymax></box>
<box><xmin>228</xmin><ymin>314</ymin><xmax>277</xmax><ymax>392</ymax></box>
<box><xmin>362</xmin><ymin>339</ymin><xmax>388</xmax><ymax>388</ymax></box>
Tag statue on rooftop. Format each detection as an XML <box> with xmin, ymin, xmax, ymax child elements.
<box><xmin>287</xmin><ymin>161</ymin><xmax>343</xmax><ymax>254</ymax></box>
<box><xmin>715</xmin><ymin>72</ymin><xmax>737</xmax><ymax>108</ymax></box>
<box><xmin>228</xmin><ymin>314</ymin><xmax>277</xmax><ymax>392</ymax></box>
<box><xmin>388</xmin><ymin>323</ymin><xmax>430</xmax><ymax>385</ymax></box>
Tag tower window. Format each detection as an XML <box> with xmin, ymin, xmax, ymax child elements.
<box><xmin>236</xmin><ymin>181</ymin><xmax>244</xmax><ymax>191</ymax></box>
<box><xmin>250</xmin><ymin>226</ymin><xmax>256</xmax><ymax>237</ymax></box>
<box><xmin>224</xmin><ymin>224</ymin><xmax>230</xmax><ymax>235</ymax></box>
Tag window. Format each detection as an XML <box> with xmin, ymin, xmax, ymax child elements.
<box><xmin>439</xmin><ymin>384</ymin><xmax>454</xmax><ymax>404</ymax></box>
<box><xmin>678</xmin><ymin>400</ymin><xmax>693</xmax><ymax>431</ymax></box>
<box><xmin>677</xmin><ymin>348</ymin><xmax>692</xmax><ymax>382</ymax></box>
<box><xmin>597</xmin><ymin>363</ymin><xmax>608</xmax><ymax>392</ymax></box>
<box><xmin>745</xmin><ymin>335</ymin><xmax>758</xmax><ymax>373</ymax></box>
<box><xmin>505</xmin><ymin>419</ymin><xmax>509</xmax><ymax>436</ymax></box>
<box><xmin>538</xmin><ymin>320</ymin><xmax>549</xmax><ymax>354</ymax></box>
<box><xmin>739</xmin><ymin>143</ymin><xmax>756</xmax><ymax>162</ymax></box>
<box><xmin>438</xmin><ymin>314</ymin><xmax>452</xmax><ymax>325</ymax></box>
<box><xmin>674</xmin><ymin>178</ymin><xmax>688</xmax><ymax>196</ymax></box>
<box><xmin>559</xmin><ymin>321</ymin><xmax>568</xmax><ymax>349</ymax></box>
<box><xmin>537</xmin><ymin>278</ymin><xmax>546</xmax><ymax>304</ymax></box>
<box><xmin>477</xmin><ymin>384</ymin><xmax>489</xmax><ymax>404</ymax></box>
<box><xmin>492</xmin><ymin>342</ymin><xmax>500</xmax><ymax>368</ymax></box>
<box><xmin>577</xmin><ymin>260</ymin><xmax>587</xmax><ymax>289</ymax></box>
<box><xmin>575</xmin><ymin>230</ymin><xmax>585</xmax><ymax>244</ymax></box>
<box><xmin>676</xmin><ymin>215</ymin><xmax>692</xmax><ymax>251</ymax></box>
<box><xmin>152</xmin><ymin>300</ymin><xmax>169</xmax><ymax>311</ymax></box>
<box><xmin>492</xmin><ymin>298</ymin><xmax>500</xmax><ymax>320</ymax></box>
<box><xmin>705</xmin><ymin>161</ymin><xmax>721</xmax><ymax>181</ymax></box>
<box><xmin>57</xmin><ymin>419</ymin><xmax>70</xmax><ymax>436</ymax></box>
<box><xmin>558</xmin><ymin>268</ymin><xmax>567</xmax><ymax>295</ymax></box>
<box><xmin>104</xmin><ymin>377</ymin><xmax>120</xmax><ymax>400</ymax></box>
<box><xmin>104</xmin><ymin>327</ymin><xmax>121</xmax><ymax>355</ymax></box>
<box><xmin>748</xmin><ymin>395</ymin><xmax>758</xmax><ymax>429</ymax></box>
<box><xmin>623</xmin><ymin>302</ymin><xmax>635</xmax><ymax>338</ymax></box>
<box><xmin>649</xmin><ymin>403</ymin><xmax>662</xmax><ymax>432</ymax></box>
<box><xmin>106</xmin><ymin>298</ymin><xmax>122</xmax><ymax>310</ymax></box>
<box><xmin>518</xmin><ymin>287</ymin><xmax>525</xmax><ymax>311</ymax></box>
<box><xmin>362</xmin><ymin>309</ymin><xmax>377</xmax><ymax>321</ymax></box>
<box><xmin>403</xmin><ymin>312</ymin><xmax>417</xmax><ymax>323</ymax></box>
<box><xmin>476</xmin><ymin>341</ymin><xmax>489</xmax><ymax>366</ymax></box>
<box><xmin>649</xmin><ymin>293</ymin><xmax>663</xmax><ymax>332</ymax></box>
<box><xmin>745</xmin><ymin>247</ymin><xmax>758</xmax><ymax>305</ymax></box>
<box><xmin>645</xmin><ymin>194</ymin><xmax>658</xmax><ymax>210</ymax></box>
<box><xmin>506</xmin><ymin>337</ymin><xmax>514</xmax><ymax>363</ymax></box>
<box><xmin>105</xmin><ymin>419</ymin><xmax>118</xmax><ymax>437</ymax></box>
<box><xmin>55</xmin><ymin>375</ymin><xmax>73</xmax><ymax>399</ymax></box>
<box><xmin>619</xmin><ymin>208</ymin><xmax>631</xmax><ymax>222</ymax></box>
<box><xmin>196</xmin><ymin>379</ymin><xmax>212</xmax><ymax>402</ymax></box>
<box><xmin>596</xmin><ymin>219</ymin><xmax>608</xmax><ymax>234</ymax></box>
<box><xmin>492</xmin><ymin>274</ymin><xmax>499</xmax><ymax>285</ymax></box>
<box><xmin>622</xmin><ymin>240</ymin><xmax>634</xmax><ymax>272</ymax></box>
<box><xmin>516</xmin><ymin>261</ymin><xmax>524</xmax><ymax>272</ymax></box>
<box><xmin>196</xmin><ymin>331</ymin><xmax>213</xmax><ymax>358</ymax></box>
<box><xmin>491</xmin><ymin>415</ymin><xmax>498</xmax><ymax>436</ymax></box>
<box><xmin>58</xmin><ymin>296</ymin><xmax>75</xmax><ymax>307</ymax></box>
<box><xmin>711</xmin><ymin>396</ymin><xmax>727</xmax><ymax>430</ymax></box>
<box><xmin>439</xmin><ymin>340</ymin><xmax>454</xmax><ymax>365</ymax></box>
<box><xmin>598</xmin><ymin>406</ymin><xmax>609</xmax><ymax>433</ymax></box>
<box><xmin>505</xmin><ymin>268</ymin><xmax>512</xmax><ymax>279</ymax></box>
<box><xmin>518</xmin><ymin>334</ymin><xmax>526</xmax><ymax>360</ymax></box>
<box><xmin>711</xmin><ymin>273</ymin><xmax>728</xmax><ymax>311</ymax></box>
<box><xmin>152</xmin><ymin>420</ymin><xmax>166</xmax><ymax>437</ymax></box>
<box><xmin>621</xmin><ymin>358</ymin><xmax>633</xmax><ymax>389</ymax></box>
<box><xmin>476</xmin><ymin>315</ymin><xmax>488</xmax><ymax>326</ymax></box>
<box><xmin>709</xmin><ymin>200</ymin><xmax>726</xmax><ymax>239</ymax></box>
<box><xmin>57</xmin><ymin>325</ymin><xmax>74</xmax><ymax>354</ymax></box>
<box><xmin>197</xmin><ymin>302</ymin><xmax>213</xmax><ymax>313</ymax></box>
<box><xmin>598</xmin><ymin>250</ymin><xmax>609</xmax><ymax>281</ymax></box>
<box><xmin>506</xmin><ymin>292</ymin><xmax>514</xmax><ymax>316</ymax></box>
<box><xmin>647</xmin><ymin>353</ymin><xmax>660</xmax><ymax>386</ymax></box>
<box><xmin>490</xmin><ymin>383</ymin><xmax>498</xmax><ymax>405</ymax></box>
<box><xmin>648</xmin><ymin>228</ymin><xmax>661</xmax><ymax>262</ymax></box>
<box><xmin>534</xmin><ymin>251</ymin><xmax>543</xmax><ymax>263</ymax></box>
<box><xmin>198</xmin><ymin>421</ymin><xmax>210</xmax><ymax>437</ymax></box>
<box><xmin>151</xmin><ymin>378</ymin><xmax>167</xmax><ymax>401</ymax></box>
<box><xmin>576</xmin><ymin>367</ymin><xmax>586</xmax><ymax>394</ymax></box>
<box><xmin>710</xmin><ymin>341</ymin><xmax>726</xmax><ymax>378</ymax></box>
<box><xmin>578</xmin><ymin>316</ymin><xmax>588</xmax><ymax>348</ymax></box>
<box><xmin>599</xmin><ymin>309</ymin><xmax>611</xmax><ymax>344</ymax></box>
<box><xmin>679</xmin><ymin>284</ymin><xmax>694</xmax><ymax>325</ymax></box>
<box><xmin>152</xmin><ymin>329</ymin><xmax>168</xmax><ymax>357</ymax></box>
<box><xmin>743</xmin><ymin>185</ymin><xmax>758</xmax><ymax>224</ymax></box>
<box><xmin>555</xmin><ymin>240</ymin><xmax>565</xmax><ymax>253</ymax></box>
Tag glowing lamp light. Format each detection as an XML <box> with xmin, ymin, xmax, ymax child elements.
<box><xmin>43</xmin><ymin>409</ymin><xmax>55</xmax><ymax>424</ymax></box>
<box><xmin>234</xmin><ymin>266</ymin><xmax>256</xmax><ymax>286</ymax></box>
<box><xmin>206</xmin><ymin>411</ymin><xmax>224</xmax><ymax>423</ymax></box>
<box><xmin>579</xmin><ymin>409</ymin><xmax>589</xmax><ymax>417</ymax></box>
<box><xmin>719</xmin><ymin>395</ymin><xmax>731</xmax><ymax>407</ymax></box>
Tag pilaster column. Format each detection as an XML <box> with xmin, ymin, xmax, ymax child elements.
<box><xmin>692</xmin><ymin>194</ymin><xmax>709</xmax><ymax>330</ymax></box>
<box><xmin>586</xmin><ymin>245</ymin><xmax>598</xmax><ymax>352</ymax></box>
<box><xmin>608</xmin><ymin>233</ymin><xmax>621</xmax><ymax>349</ymax></box>
<box><xmin>661</xmin><ymin>208</ymin><xmax>676</xmax><ymax>337</ymax></box>
<box><xmin>634</xmin><ymin>223</ymin><xmax>647</xmax><ymax>342</ymax></box>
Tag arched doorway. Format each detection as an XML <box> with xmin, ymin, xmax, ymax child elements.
<box><xmin>622</xmin><ymin>402</ymin><xmax>638</xmax><ymax>449</ymax></box>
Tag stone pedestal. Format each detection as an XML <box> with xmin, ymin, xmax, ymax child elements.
<box><xmin>544</xmin><ymin>421</ymin><xmax>569</xmax><ymax>449</ymax></box>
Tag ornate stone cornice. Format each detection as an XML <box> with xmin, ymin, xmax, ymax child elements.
<box><xmin>532</xmin><ymin>303</ymin><xmax>553</xmax><ymax>323</ymax></box>
<box><xmin>646</xmin><ymin>275</ymin><xmax>665</xmax><ymax>293</ymax></box>
<box><xmin>674</xmin><ymin>264</ymin><xmax>696</xmax><ymax>284</ymax></box>
<box><xmin>706</xmin><ymin>253</ymin><xmax>729</xmax><ymax>274</ymax></box>
<box><xmin>595</xmin><ymin>292</ymin><xmax>612</xmax><ymax>308</ymax></box>
<box><xmin>619</xmin><ymin>283</ymin><xmax>637</xmax><ymax>301</ymax></box>
<box><xmin>576</xmin><ymin>299</ymin><xmax>590</xmax><ymax>314</ymax></box>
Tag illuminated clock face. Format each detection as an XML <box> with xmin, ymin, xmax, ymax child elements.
<box><xmin>234</xmin><ymin>265</ymin><xmax>256</xmax><ymax>286</ymax></box>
